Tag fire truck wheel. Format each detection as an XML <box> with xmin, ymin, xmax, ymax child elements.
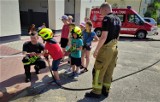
<box><xmin>136</xmin><ymin>31</ymin><xmax>146</xmax><ymax>39</ymax></box>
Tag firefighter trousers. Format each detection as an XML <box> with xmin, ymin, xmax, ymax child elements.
<box><xmin>92</xmin><ymin>39</ymin><xmax>118</xmax><ymax>94</ymax></box>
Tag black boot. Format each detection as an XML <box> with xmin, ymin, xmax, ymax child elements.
<box><xmin>34</xmin><ymin>66</ymin><xmax>39</xmax><ymax>74</ymax></box>
<box><xmin>85</xmin><ymin>91</ymin><xmax>101</xmax><ymax>98</ymax></box>
<box><xmin>25</xmin><ymin>71</ymin><xmax>31</xmax><ymax>83</ymax></box>
<box><xmin>25</xmin><ymin>77</ymin><xmax>31</xmax><ymax>83</ymax></box>
<box><xmin>102</xmin><ymin>86</ymin><xmax>109</xmax><ymax>97</ymax></box>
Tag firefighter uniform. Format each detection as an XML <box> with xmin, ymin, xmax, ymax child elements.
<box><xmin>91</xmin><ymin>13</ymin><xmax>121</xmax><ymax>95</ymax></box>
<box><xmin>22</xmin><ymin>41</ymin><xmax>46</xmax><ymax>82</ymax></box>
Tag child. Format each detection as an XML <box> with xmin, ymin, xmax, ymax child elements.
<box><xmin>28</xmin><ymin>24</ymin><xmax>36</xmax><ymax>35</ymax></box>
<box><xmin>79</xmin><ymin>22</ymin><xmax>86</xmax><ymax>32</ymax></box>
<box><xmin>64</xmin><ymin>23</ymin><xmax>75</xmax><ymax>74</ymax></box>
<box><xmin>38</xmin><ymin>28</ymin><xmax>63</xmax><ymax>84</ymax></box>
<box><xmin>68</xmin><ymin>26</ymin><xmax>83</xmax><ymax>80</ymax></box>
<box><xmin>60</xmin><ymin>15</ymin><xmax>70</xmax><ymax>59</ymax></box>
<box><xmin>81</xmin><ymin>21</ymin><xmax>99</xmax><ymax>72</ymax></box>
<box><xmin>68</xmin><ymin>15</ymin><xmax>73</xmax><ymax>23</ymax></box>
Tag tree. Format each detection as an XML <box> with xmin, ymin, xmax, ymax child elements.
<box><xmin>144</xmin><ymin>0</ymin><xmax>160</xmax><ymax>21</ymax></box>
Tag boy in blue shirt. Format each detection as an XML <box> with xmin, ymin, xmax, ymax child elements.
<box><xmin>68</xmin><ymin>26</ymin><xmax>83</xmax><ymax>80</ymax></box>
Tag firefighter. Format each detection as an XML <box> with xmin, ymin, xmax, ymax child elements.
<box><xmin>22</xmin><ymin>33</ymin><xmax>46</xmax><ymax>82</ymax></box>
<box><xmin>85</xmin><ymin>2</ymin><xmax>121</xmax><ymax>98</ymax></box>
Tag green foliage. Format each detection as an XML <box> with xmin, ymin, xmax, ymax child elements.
<box><xmin>144</xmin><ymin>11</ymin><xmax>151</xmax><ymax>17</ymax></box>
<box><xmin>154</xmin><ymin>2</ymin><xmax>160</xmax><ymax>9</ymax></box>
<box><xmin>144</xmin><ymin>0</ymin><xmax>160</xmax><ymax>21</ymax></box>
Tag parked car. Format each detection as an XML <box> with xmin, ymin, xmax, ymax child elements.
<box><xmin>144</xmin><ymin>17</ymin><xmax>157</xmax><ymax>26</ymax></box>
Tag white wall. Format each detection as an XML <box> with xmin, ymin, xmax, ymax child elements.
<box><xmin>0</xmin><ymin>0</ymin><xmax>21</xmax><ymax>37</ymax></box>
<box><xmin>79</xmin><ymin>0</ymin><xmax>105</xmax><ymax>24</ymax></box>
<box><xmin>19</xmin><ymin>0</ymin><xmax>48</xmax><ymax>12</ymax></box>
<box><xmin>48</xmin><ymin>0</ymin><xmax>65</xmax><ymax>30</ymax></box>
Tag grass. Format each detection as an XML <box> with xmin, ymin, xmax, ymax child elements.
<box><xmin>158</xmin><ymin>25</ymin><xmax>160</xmax><ymax>28</ymax></box>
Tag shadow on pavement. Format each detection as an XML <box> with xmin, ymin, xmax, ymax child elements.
<box><xmin>9</xmin><ymin>63</ymin><xmax>79</xmax><ymax>101</ymax></box>
<box><xmin>0</xmin><ymin>73</ymin><xmax>38</xmax><ymax>88</ymax></box>
<box><xmin>77</xmin><ymin>96</ymin><xmax>107</xmax><ymax>102</ymax></box>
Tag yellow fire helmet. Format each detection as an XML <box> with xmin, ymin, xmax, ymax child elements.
<box><xmin>71</xmin><ymin>26</ymin><xmax>82</xmax><ymax>37</ymax></box>
<box><xmin>38</xmin><ymin>28</ymin><xmax>53</xmax><ymax>40</ymax></box>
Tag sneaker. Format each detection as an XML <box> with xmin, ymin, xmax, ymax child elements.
<box><xmin>60</xmin><ymin>59</ymin><xmax>65</xmax><ymax>62</ymax></box>
<box><xmin>50</xmin><ymin>81</ymin><xmax>57</xmax><ymax>85</ymax></box>
<box><xmin>77</xmin><ymin>69</ymin><xmax>81</xmax><ymax>74</ymax></box>
<box><xmin>85</xmin><ymin>91</ymin><xmax>101</xmax><ymax>98</ymax></box>
<box><xmin>65</xmin><ymin>67</ymin><xmax>72</xmax><ymax>74</ymax></box>
<box><xmin>50</xmin><ymin>80</ymin><xmax>61</xmax><ymax>86</ymax></box>
<box><xmin>81</xmin><ymin>68</ymin><xmax>88</xmax><ymax>73</ymax></box>
<box><xmin>73</xmin><ymin>73</ymin><xmax>79</xmax><ymax>80</ymax></box>
<box><xmin>56</xmin><ymin>80</ymin><xmax>61</xmax><ymax>86</ymax></box>
<box><xmin>80</xmin><ymin>65</ymin><xmax>85</xmax><ymax>69</ymax></box>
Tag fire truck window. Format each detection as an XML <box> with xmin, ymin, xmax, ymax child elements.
<box><xmin>128</xmin><ymin>15</ymin><xmax>141</xmax><ymax>24</ymax></box>
<box><xmin>117</xmin><ymin>14</ymin><xmax>125</xmax><ymax>22</ymax></box>
<box><xmin>135</xmin><ymin>15</ymin><xmax>141</xmax><ymax>24</ymax></box>
<box><xmin>128</xmin><ymin>15</ymin><xmax>135</xmax><ymax>23</ymax></box>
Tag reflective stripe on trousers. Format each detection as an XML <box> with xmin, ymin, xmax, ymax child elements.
<box><xmin>92</xmin><ymin>39</ymin><xmax>118</xmax><ymax>94</ymax></box>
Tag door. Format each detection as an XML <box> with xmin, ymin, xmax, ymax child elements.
<box><xmin>65</xmin><ymin>0</ymin><xmax>75</xmax><ymax>22</ymax></box>
<box><xmin>122</xmin><ymin>14</ymin><xmax>141</xmax><ymax>35</ymax></box>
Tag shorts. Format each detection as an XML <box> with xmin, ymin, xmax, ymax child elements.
<box><xmin>83</xmin><ymin>45</ymin><xmax>91</xmax><ymax>51</ymax></box>
<box><xmin>71</xmin><ymin>56</ymin><xmax>81</xmax><ymax>67</ymax></box>
<box><xmin>60</xmin><ymin>38</ymin><xmax>68</xmax><ymax>48</ymax></box>
<box><xmin>52</xmin><ymin>58</ymin><xmax>61</xmax><ymax>71</ymax></box>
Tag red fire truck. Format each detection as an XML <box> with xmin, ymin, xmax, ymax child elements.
<box><xmin>90</xmin><ymin>7</ymin><xmax>158</xmax><ymax>39</ymax></box>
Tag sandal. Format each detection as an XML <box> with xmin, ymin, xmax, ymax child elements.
<box><xmin>80</xmin><ymin>65</ymin><xmax>85</xmax><ymax>69</ymax></box>
<box><xmin>81</xmin><ymin>68</ymin><xmax>88</xmax><ymax>73</ymax></box>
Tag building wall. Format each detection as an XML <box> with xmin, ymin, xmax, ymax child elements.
<box><xmin>0</xmin><ymin>0</ymin><xmax>21</xmax><ymax>37</ymax></box>
<box><xmin>78</xmin><ymin>0</ymin><xmax>105</xmax><ymax>25</ymax></box>
<box><xmin>48</xmin><ymin>0</ymin><xmax>65</xmax><ymax>30</ymax></box>
<box><xmin>107</xmin><ymin>0</ymin><xmax>141</xmax><ymax>13</ymax></box>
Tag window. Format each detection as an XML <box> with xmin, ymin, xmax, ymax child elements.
<box><xmin>128</xmin><ymin>15</ymin><xmax>135</xmax><ymax>23</ymax></box>
<box><xmin>144</xmin><ymin>19</ymin><xmax>151</xmax><ymax>22</ymax></box>
<box><xmin>128</xmin><ymin>14</ymin><xmax>141</xmax><ymax>24</ymax></box>
<box><xmin>117</xmin><ymin>14</ymin><xmax>125</xmax><ymax>22</ymax></box>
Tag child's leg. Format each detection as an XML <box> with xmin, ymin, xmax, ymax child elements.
<box><xmin>76</xmin><ymin>58</ymin><xmax>82</xmax><ymax>74</ymax></box>
<box><xmin>81</xmin><ymin>49</ymin><xmax>86</xmax><ymax>68</ymax></box>
<box><xmin>53</xmin><ymin>71</ymin><xmax>60</xmax><ymax>80</ymax></box>
<box><xmin>72</xmin><ymin>65</ymin><xmax>76</xmax><ymax>72</ymax></box>
<box><xmin>52</xmin><ymin>59</ymin><xmax>61</xmax><ymax>81</ymax></box>
<box><xmin>85</xmin><ymin>50</ymin><xmax>91</xmax><ymax>69</ymax></box>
